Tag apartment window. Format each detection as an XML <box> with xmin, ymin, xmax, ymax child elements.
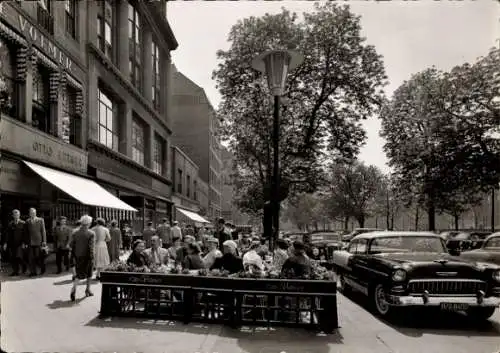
<box><xmin>152</xmin><ymin>40</ymin><xmax>161</xmax><ymax>111</ymax></box>
<box><xmin>97</xmin><ymin>0</ymin><xmax>114</xmax><ymax>60</ymax></box>
<box><xmin>98</xmin><ymin>89</ymin><xmax>119</xmax><ymax>151</ymax></box>
<box><xmin>131</xmin><ymin>116</ymin><xmax>145</xmax><ymax>165</ymax></box>
<box><xmin>37</xmin><ymin>0</ymin><xmax>54</xmax><ymax>35</ymax></box>
<box><xmin>177</xmin><ymin>169</ymin><xmax>182</xmax><ymax>193</ymax></box>
<box><xmin>153</xmin><ymin>134</ymin><xmax>165</xmax><ymax>175</ymax></box>
<box><xmin>65</xmin><ymin>0</ymin><xmax>77</xmax><ymax>38</ymax></box>
<box><xmin>60</xmin><ymin>85</ymin><xmax>81</xmax><ymax>147</ymax></box>
<box><xmin>187</xmin><ymin>175</ymin><xmax>191</xmax><ymax>198</ymax></box>
<box><xmin>32</xmin><ymin>65</ymin><xmax>51</xmax><ymax>135</ymax></box>
<box><xmin>0</xmin><ymin>38</ymin><xmax>15</xmax><ymax>117</ymax></box>
<box><xmin>128</xmin><ymin>4</ymin><xmax>141</xmax><ymax>89</ymax></box>
<box><xmin>193</xmin><ymin>180</ymin><xmax>198</xmax><ymax>201</ymax></box>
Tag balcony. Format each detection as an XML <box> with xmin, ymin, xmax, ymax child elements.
<box><xmin>37</xmin><ymin>4</ymin><xmax>54</xmax><ymax>35</ymax></box>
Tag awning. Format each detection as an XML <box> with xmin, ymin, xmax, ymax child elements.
<box><xmin>24</xmin><ymin>161</ymin><xmax>137</xmax><ymax>212</ymax></box>
<box><xmin>176</xmin><ymin>208</ymin><xmax>210</xmax><ymax>224</ymax></box>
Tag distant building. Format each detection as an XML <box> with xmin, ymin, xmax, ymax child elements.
<box><xmin>170</xmin><ymin>145</ymin><xmax>209</xmax><ymax>226</ymax></box>
<box><xmin>171</xmin><ymin>67</ymin><xmax>222</xmax><ymax>221</ymax></box>
<box><xmin>220</xmin><ymin>146</ymin><xmax>249</xmax><ymax>225</ymax></box>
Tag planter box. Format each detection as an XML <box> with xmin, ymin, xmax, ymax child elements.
<box><xmin>99</xmin><ymin>271</ymin><xmax>338</xmax><ymax>332</ymax></box>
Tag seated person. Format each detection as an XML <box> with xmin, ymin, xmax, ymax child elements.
<box><xmin>281</xmin><ymin>241</ymin><xmax>312</xmax><ymax>278</ymax></box>
<box><xmin>182</xmin><ymin>242</ymin><xmax>205</xmax><ymax>270</ymax></box>
<box><xmin>176</xmin><ymin>235</ymin><xmax>195</xmax><ymax>265</ymax></box>
<box><xmin>203</xmin><ymin>237</ymin><xmax>222</xmax><ymax>269</ymax></box>
<box><xmin>212</xmin><ymin>240</ymin><xmax>244</xmax><ymax>274</ymax></box>
<box><xmin>127</xmin><ymin>240</ymin><xmax>150</xmax><ymax>268</ymax></box>
<box><xmin>144</xmin><ymin>236</ymin><xmax>169</xmax><ymax>266</ymax></box>
<box><xmin>243</xmin><ymin>239</ymin><xmax>265</xmax><ymax>272</ymax></box>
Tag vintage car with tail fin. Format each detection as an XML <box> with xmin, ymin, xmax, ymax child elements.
<box><xmin>332</xmin><ymin>231</ymin><xmax>500</xmax><ymax>320</ymax></box>
<box><xmin>459</xmin><ymin>233</ymin><xmax>500</xmax><ymax>266</ymax></box>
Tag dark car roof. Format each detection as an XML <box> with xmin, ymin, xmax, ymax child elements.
<box><xmin>353</xmin><ymin>231</ymin><xmax>440</xmax><ymax>241</ymax></box>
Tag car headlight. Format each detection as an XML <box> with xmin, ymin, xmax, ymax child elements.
<box><xmin>493</xmin><ymin>270</ymin><xmax>500</xmax><ymax>282</ymax></box>
<box><xmin>392</xmin><ymin>269</ymin><xmax>407</xmax><ymax>282</ymax></box>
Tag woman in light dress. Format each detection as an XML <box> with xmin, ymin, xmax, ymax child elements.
<box><xmin>91</xmin><ymin>218</ymin><xmax>111</xmax><ymax>279</ymax></box>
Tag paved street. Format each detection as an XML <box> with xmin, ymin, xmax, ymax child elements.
<box><xmin>1</xmin><ymin>270</ymin><xmax>500</xmax><ymax>353</ymax></box>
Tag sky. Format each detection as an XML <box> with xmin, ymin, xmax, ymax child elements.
<box><xmin>167</xmin><ymin>0</ymin><xmax>499</xmax><ymax>174</ymax></box>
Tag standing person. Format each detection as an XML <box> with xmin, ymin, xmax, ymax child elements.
<box><xmin>69</xmin><ymin>215</ymin><xmax>95</xmax><ymax>301</ymax></box>
<box><xmin>216</xmin><ymin>218</ymin><xmax>231</xmax><ymax>249</ymax></box>
<box><xmin>108</xmin><ymin>220</ymin><xmax>122</xmax><ymax>262</ymax></box>
<box><xmin>170</xmin><ymin>221</ymin><xmax>182</xmax><ymax>242</ymax></box>
<box><xmin>122</xmin><ymin>222</ymin><xmax>133</xmax><ymax>250</ymax></box>
<box><xmin>54</xmin><ymin>216</ymin><xmax>72</xmax><ymax>274</ymax></box>
<box><xmin>142</xmin><ymin>221</ymin><xmax>156</xmax><ymax>248</ymax></box>
<box><xmin>91</xmin><ymin>218</ymin><xmax>111</xmax><ymax>279</ymax></box>
<box><xmin>24</xmin><ymin>208</ymin><xmax>47</xmax><ymax>277</ymax></box>
<box><xmin>4</xmin><ymin>209</ymin><xmax>26</xmax><ymax>276</ymax></box>
<box><xmin>156</xmin><ymin>218</ymin><xmax>171</xmax><ymax>248</ymax></box>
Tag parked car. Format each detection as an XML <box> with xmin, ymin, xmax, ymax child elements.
<box><xmin>332</xmin><ymin>231</ymin><xmax>500</xmax><ymax>320</ymax></box>
<box><xmin>445</xmin><ymin>232</ymin><xmax>474</xmax><ymax>251</ymax></box>
<box><xmin>459</xmin><ymin>233</ymin><xmax>500</xmax><ymax>266</ymax></box>
<box><xmin>341</xmin><ymin>228</ymin><xmax>383</xmax><ymax>248</ymax></box>
<box><xmin>307</xmin><ymin>231</ymin><xmax>343</xmax><ymax>265</ymax></box>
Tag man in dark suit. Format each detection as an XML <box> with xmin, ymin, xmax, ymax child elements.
<box><xmin>4</xmin><ymin>209</ymin><xmax>27</xmax><ymax>276</ymax></box>
<box><xmin>54</xmin><ymin>216</ymin><xmax>71</xmax><ymax>274</ymax></box>
<box><xmin>24</xmin><ymin>207</ymin><xmax>47</xmax><ymax>276</ymax></box>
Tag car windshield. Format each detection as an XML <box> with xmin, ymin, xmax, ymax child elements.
<box><xmin>484</xmin><ymin>237</ymin><xmax>500</xmax><ymax>250</ymax></box>
<box><xmin>369</xmin><ymin>236</ymin><xmax>446</xmax><ymax>254</ymax></box>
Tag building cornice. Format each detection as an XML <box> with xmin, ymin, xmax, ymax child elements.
<box><xmin>88</xmin><ymin>43</ymin><xmax>172</xmax><ymax>135</ymax></box>
<box><xmin>142</xmin><ymin>1</ymin><xmax>178</xmax><ymax>51</ymax></box>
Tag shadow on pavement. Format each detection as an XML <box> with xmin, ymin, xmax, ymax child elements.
<box><xmin>86</xmin><ymin>316</ymin><xmax>342</xmax><ymax>353</ymax></box>
<box><xmin>46</xmin><ymin>297</ymin><xmax>86</xmax><ymax>309</ymax></box>
<box><xmin>53</xmin><ymin>278</ymin><xmax>99</xmax><ymax>286</ymax></box>
<box><xmin>341</xmin><ymin>289</ymin><xmax>500</xmax><ymax>337</ymax></box>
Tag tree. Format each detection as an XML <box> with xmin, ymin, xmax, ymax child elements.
<box><xmin>283</xmin><ymin>193</ymin><xmax>324</xmax><ymax>231</ymax></box>
<box><xmin>213</xmin><ymin>4</ymin><xmax>387</xmax><ymax>226</ymax></box>
<box><xmin>380</xmin><ymin>51</ymin><xmax>500</xmax><ymax>231</ymax></box>
<box><xmin>324</xmin><ymin>161</ymin><xmax>385</xmax><ymax>228</ymax></box>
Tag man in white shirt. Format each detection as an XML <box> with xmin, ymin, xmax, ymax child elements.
<box><xmin>170</xmin><ymin>221</ymin><xmax>183</xmax><ymax>242</ymax></box>
<box><xmin>203</xmin><ymin>237</ymin><xmax>222</xmax><ymax>269</ymax></box>
<box><xmin>144</xmin><ymin>236</ymin><xmax>169</xmax><ymax>266</ymax></box>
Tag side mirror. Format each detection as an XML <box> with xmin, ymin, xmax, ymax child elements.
<box><xmin>448</xmin><ymin>248</ymin><xmax>461</xmax><ymax>256</ymax></box>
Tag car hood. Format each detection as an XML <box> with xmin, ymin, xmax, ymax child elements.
<box><xmin>374</xmin><ymin>252</ymin><xmax>496</xmax><ymax>279</ymax></box>
<box><xmin>459</xmin><ymin>249</ymin><xmax>500</xmax><ymax>266</ymax></box>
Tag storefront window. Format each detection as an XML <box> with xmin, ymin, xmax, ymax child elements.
<box><xmin>32</xmin><ymin>64</ymin><xmax>51</xmax><ymax>135</ymax></box>
<box><xmin>0</xmin><ymin>37</ymin><xmax>15</xmax><ymax>116</ymax></box>
<box><xmin>128</xmin><ymin>3</ymin><xmax>141</xmax><ymax>90</ymax></box>
<box><xmin>97</xmin><ymin>0</ymin><xmax>114</xmax><ymax>60</ymax></box>
<box><xmin>131</xmin><ymin>116</ymin><xmax>145</xmax><ymax>165</ymax></box>
<box><xmin>60</xmin><ymin>85</ymin><xmax>81</xmax><ymax>147</ymax></box>
<box><xmin>98</xmin><ymin>88</ymin><xmax>119</xmax><ymax>151</ymax></box>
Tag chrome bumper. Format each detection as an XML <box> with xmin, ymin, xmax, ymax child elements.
<box><xmin>386</xmin><ymin>294</ymin><xmax>500</xmax><ymax>307</ymax></box>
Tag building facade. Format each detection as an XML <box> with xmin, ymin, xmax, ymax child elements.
<box><xmin>0</xmin><ymin>0</ymin><xmax>177</xmax><ymax>243</ymax></box>
<box><xmin>170</xmin><ymin>145</ymin><xmax>208</xmax><ymax>225</ymax></box>
<box><xmin>86</xmin><ymin>0</ymin><xmax>177</xmax><ymax>232</ymax></box>
<box><xmin>171</xmin><ymin>68</ymin><xmax>222</xmax><ymax>221</ymax></box>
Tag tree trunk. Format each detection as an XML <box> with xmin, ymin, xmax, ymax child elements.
<box><xmin>375</xmin><ymin>217</ymin><xmax>378</xmax><ymax>228</ymax></box>
<box><xmin>454</xmin><ymin>214</ymin><xmax>459</xmax><ymax>231</ymax></box>
<box><xmin>414</xmin><ymin>207</ymin><xmax>419</xmax><ymax>231</ymax></box>
<box><xmin>390</xmin><ymin>214</ymin><xmax>395</xmax><ymax>230</ymax></box>
<box><xmin>427</xmin><ymin>201</ymin><xmax>436</xmax><ymax>232</ymax></box>
<box><xmin>356</xmin><ymin>214</ymin><xmax>365</xmax><ymax>228</ymax></box>
<box><xmin>343</xmin><ymin>217</ymin><xmax>349</xmax><ymax>230</ymax></box>
<box><xmin>263</xmin><ymin>202</ymin><xmax>273</xmax><ymax>239</ymax></box>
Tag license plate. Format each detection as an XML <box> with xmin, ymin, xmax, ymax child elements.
<box><xmin>440</xmin><ymin>302</ymin><xmax>469</xmax><ymax>311</ymax></box>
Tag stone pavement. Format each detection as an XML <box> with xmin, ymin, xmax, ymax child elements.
<box><xmin>1</xmin><ymin>270</ymin><xmax>500</xmax><ymax>353</ymax></box>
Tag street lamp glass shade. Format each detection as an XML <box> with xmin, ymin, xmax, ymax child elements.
<box><xmin>252</xmin><ymin>50</ymin><xmax>303</xmax><ymax>96</ymax></box>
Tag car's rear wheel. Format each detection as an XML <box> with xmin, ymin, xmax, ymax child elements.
<box><xmin>371</xmin><ymin>283</ymin><xmax>393</xmax><ymax>317</ymax></box>
<box><xmin>466</xmin><ymin>307</ymin><xmax>496</xmax><ymax>321</ymax></box>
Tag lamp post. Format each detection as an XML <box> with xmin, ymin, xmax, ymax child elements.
<box><xmin>252</xmin><ymin>50</ymin><xmax>303</xmax><ymax>251</ymax></box>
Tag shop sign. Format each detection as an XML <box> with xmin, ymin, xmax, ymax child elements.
<box><xmin>1</xmin><ymin>116</ymin><xmax>88</xmax><ymax>173</ymax></box>
<box><xmin>156</xmin><ymin>201</ymin><xmax>168</xmax><ymax>213</ymax></box>
<box><xmin>0</xmin><ymin>159</ymin><xmax>39</xmax><ymax>195</ymax></box>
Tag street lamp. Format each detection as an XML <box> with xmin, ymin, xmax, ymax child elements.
<box><xmin>252</xmin><ymin>50</ymin><xmax>303</xmax><ymax>251</ymax></box>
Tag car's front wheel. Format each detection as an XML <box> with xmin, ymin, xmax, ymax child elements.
<box><xmin>371</xmin><ymin>283</ymin><xmax>394</xmax><ymax>317</ymax></box>
<box><xmin>466</xmin><ymin>307</ymin><xmax>496</xmax><ymax>321</ymax></box>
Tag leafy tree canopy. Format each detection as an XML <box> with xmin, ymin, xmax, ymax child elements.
<box><xmin>213</xmin><ymin>3</ymin><xmax>387</xmax><ymax>213</ymax></box>
<box><xmin>380</xmin><ymin>48</ymin><xmax>500</xmax><ymax>216</ymax></box>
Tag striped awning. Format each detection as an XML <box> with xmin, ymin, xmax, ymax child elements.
<box><xmin>33</xmin><ymin>47</ymin><xmax>58</xmax><ymax>71</ymax></box>
<box><xmin>0</xmin><ymin>22</ymin><xmax>27</xmax><ymax>46</ymax></box>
